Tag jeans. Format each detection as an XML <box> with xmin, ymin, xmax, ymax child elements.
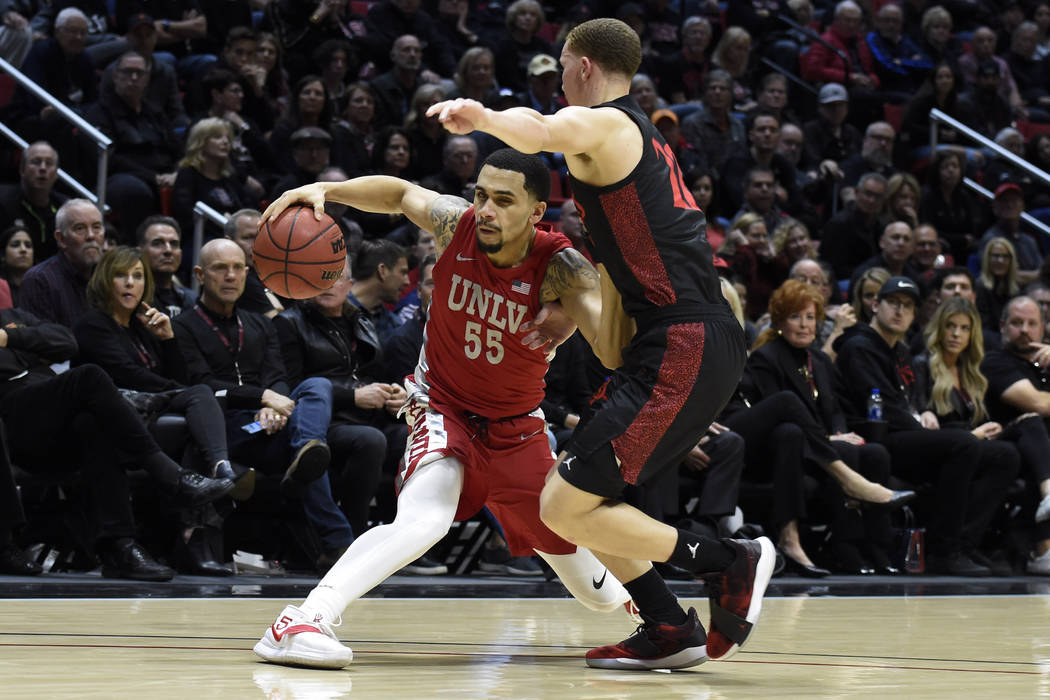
<box><xmin>288</xmin><ymin>377</ymin><xmax>334</xmax><ymax>451</ymax></box>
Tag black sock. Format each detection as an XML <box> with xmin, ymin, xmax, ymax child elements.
<box><xmin>624</xmin><ymin>567</ymin><xmax>687</xmax><ymax>625</ymax></box>
<box><xmin>667</xmin><ymin>529</ymin><xmax>736</xmax><ymax>574</ymax></box>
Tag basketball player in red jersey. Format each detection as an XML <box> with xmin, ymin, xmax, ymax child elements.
<box><xmin>253</xmin><ymin>149</ymin><xmax>647</xmax><ymax>670</ymax></box>
<box><xmin>426</xmin><ymin>18</ymin><xmax>779</xmax><ymax>668</ymax></box>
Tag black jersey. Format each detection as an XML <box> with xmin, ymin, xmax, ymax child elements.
<box><xmin>568</xmin><ymin>95</ymin><xmax>725</xmax><ymax>319</ymax></box>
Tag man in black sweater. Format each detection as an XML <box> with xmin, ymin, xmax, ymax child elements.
<box><xmin>834</xmin><ymin>277</ymin><xmax>1017</xmax><ymax>575</ymax></box>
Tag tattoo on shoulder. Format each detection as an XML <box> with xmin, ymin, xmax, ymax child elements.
<box><xmin>428</xmin><ymin>195</ymin><xmax>471</xmax><ymax>250</ymax></box>
<box><xmin>541</xmin><ymin>248</ymin><xmax>599</xmax><ymax>302</ymax></box>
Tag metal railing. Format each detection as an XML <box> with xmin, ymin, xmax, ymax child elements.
<box><xmin>191</xmin><ymin>201</ymin><xmax>229</xmax><ymax>293</ymax></box>
<box><xmin>0</xmin><ymin>55</ymin><xmax>112</xmax><ymax>211</ymax></box>
<box><xmin>962</xmin><ymin>177</ymin><xmax>1050</xmax><ymax>240</ymax></box>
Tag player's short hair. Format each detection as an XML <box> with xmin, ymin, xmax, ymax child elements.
<box><xmin>481</xmin><ymin>149</ymin><xmax>551</xmax><ymax>203</ymax></box>
<box><xmin>136</xmin><ymin>215</ymin><xmax>181</xmax><ymax>245</ymax></box>
<box><xmin>355</xmin><ymin>239</ymin><xmax>406</xmax><ymax>281</ymax></box>
<box><xmin>566</xmin><ymin>18</ymin><xmax>641</xmax><ymax>78</ymax></box>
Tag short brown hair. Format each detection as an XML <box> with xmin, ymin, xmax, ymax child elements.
<box><xmin>566</xmin><ymin>18</ymin><xmax>641</xmax><ymax>78</ymax></box>
<box><xmin>87</xmin><ymin>245</ymin><xmax>154</xmax><ymax>316</ymax></box>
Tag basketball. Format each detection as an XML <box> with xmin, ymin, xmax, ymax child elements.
<box><xmin>253</xmin><ymin>205</ymin><xmax>347</xmax><ymax>299</ymax></box>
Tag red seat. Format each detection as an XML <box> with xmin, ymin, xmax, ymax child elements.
<box><xmin>1017</xmin><ymin>120</ymin><xmax>1050</xmax><ymax>142</ymax></box>
<box><xmin>0</xmin><ymin>73</ymin><xmax>14</xmax><ymax>109</ymax></box>
<box><xmin>883</xmin><ymin>103</ymin><xmax>904</xmax><ymax>132</ymax></box>
<box><xmin>159</xmin><ymin>185</ymin><xmax>173</xmax><ymax>216</ymax></box>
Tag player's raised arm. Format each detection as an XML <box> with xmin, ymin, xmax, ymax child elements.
<box><xmin>426</xmin><ymin>100</ymin><xmax>620</xmax><ymax>159</ymax></box>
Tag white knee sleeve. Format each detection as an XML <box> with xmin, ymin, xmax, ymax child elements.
<box><xmin>536</xmin><ymin>547</ymin><xmax>631</xmax><ymax>614</ymax></box>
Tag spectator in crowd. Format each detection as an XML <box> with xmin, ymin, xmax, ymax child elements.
<box><xmin>822</xmin><ymin>172</ymin><xmax>889</xmax><ymax>281</ymax></box>
<box><xmin>772</xmin><ymin>219</ymin><xmax>818</xmax><ymax>276</ymax></box>
<box><xmin>99</xmin><ymin>13</ymin><xmax>189</xmax><ymax>131</ymax></box>
<box><xmin>799</xmin><ymin>1</ymin><xmax>880</xmax><ymax>115</ymax></box>
<box><xmin>403</xmin><ymin>84</ymin><xmax>449</xmax><ymax>181</ymax></box>
<box><xmin>861</xmin><ymin>2</ymin><xmax>931</xmax><ymax>100</ymax></box>
<box><xmin>650</xmin><ymin>15</ymin><xmax>710</xmax><ymax>104</ymax></box>
<box><xmin>722</xmin><ymin>109</ymin><xmax>801</xmax><ymax>216</ymax></box>
<box><xmin>270</xmin><ymin>75</ymin><xmax>334</xmax><ymax>174</ymax></box>
<box><xmin>0</xmin><ymin>303</ymin><xmax>234</xmax><ymax>580</ymax></box>
<box><xmin>839</xmin><ymin>122</ymin><xmax>898</xmax><ymax>205</ymax></box>
<box><xmin>976</xmin><ymin>237</ymin><xmax>1022</xmax><ymax>333</ymax></box>
<box><xmin>370</xmin><ymin>34</ymin><xmax>437</xmax><ymax>128</ymax></box>
<box><xmin>86</xmin><ymin>51</ymin><xmax>182</xmax><ymax>241</ymax></box>
<box><xmin>917</xmin><ymin>5</ymin><xmax>963</xmax><ymax>73</ymax></box>
<box><xmin>174</xmin><ymin>238</ymin><xmax>345</xmax><ymax>567</ymax></box>
<box><xmin>448</xmin><ymin>46</ymin><xmax>498</xmax><ymax>104</ymax></box>
<box><xmin>981</xmin><ymin>296</ymin><xmax>1050</xmax><ymax>575</ymax></box>
<box><xmin>681</xmin><ymin>69</ymin><xmax>746</xmax><ymax>171</ymax></box>
<box><xmin>199</xmin><ymin>68</ymin><xmax>278</xmax><ymax>191</ymax></box>
<box><xmin>13</xmin><ymin>7</ymin><xmax>95</xmax><ymax>125</ymax></box>
<box><xmin>19</xmin><ymin>199</ymin><xmax>103</xmax><ymax>327</ymax></box>
<box><xmin>982</xmin><ymin>128</ymin><xmax>1035</xmax><ymax>199</ymax></box>
<box><xmin>748</xmin><ymin>73</ymin><xmax>801</xmax><ymax>128</ymax></box>
<box><xmin>520</xmin><ymin>52</ymin><xmax>564</xmax><ymax>115</ymax></box>
<box><xmin>958</xmin><ymin>26</ymin><xmax>1026</xmax><ymax>120</ymax></box>
<box><xmin>432</xmin><ymin>0</ymin><xmax>483</xmax><ymax>57</ymax></box>
<box><xmin>912</xmin><ymin>295</ymin><xmax>1022</xmax><ymax>575</ymax></box>
<box><xmin>851</xmin><ymin>220</ymin><xmax>921</xmax><ymax>287</ymax></box>
<box><xmin>882</xmin><ymin>172</ymin><xmax>922</xmax><ymax>229</ymax></box>
<box><xmin>136</xmin><ymin>215</ymin><xmax>196</xmax><ymax>318</ymax></box>
<box><xmin>918</xmin><ymin>150</ymin><xmax>981</xmax><ymax>262</ymax></box>
<box><xmin>1034</xmin><ymin>1</ymin><xmax>1050</xmax><ymax>59</ymax></box>
<box><xmin>0</xmin><ymin>141</ymin><xmax>67</xmax><ymax>262</ymax></box>
<box><xmin>332</xmin><ymin>82</ymin><xmax>378</xmax><ymax>178</ymax></box>
<box><xmin>254</xmin><ymin>31</ymin><xmax>290</xmax><ymax>123</ymax></box>
<box><xmin>802</xmin><ymin>83</ymin><xmax>861</xmax><ymax>183</ymax></box>
<box><xmin>274</xmin><ymin>258</ymin><xmax>400</xmax><ymax>559</ymax></box>
<box><xmin>363</xmin><ymin>0</ymin><xmax>455</xmax><ymax>78</ymax></box>
<box><xmin>492</xmin><ymin>0</ymin><xmax>552</xmax><ymax>93</ymax></box>
<box><xmin>384</xmin><ymin>252</ymin><xmax>436</xmax><ymax>384</ymax></box>
<box><xmin>347</xmin><ymin>239</ymin><xmax>409</xmax><ymax>344</ymax></box>
<box><xmin>787</xmin><ymin>258</ymin><xmax>857</xmax><ymax>358</ymax></box>
<box><xmin>650</xmin><ymin>108</ymin><xmax>702</xmax><ymax>176</ymax></box>
<box><xmin>202</xmin><ymin>26</ymin><xmax>273</xmax><ymax>132</ymax></box>
<box><xmin>834</xmin><ymin>276</ymin><xmax>1018</xmax><ymax>576</ymax></box>
<box><xmin>730</xmin><ymin>166</ymin><xmax>788</xmax><ymax>235</ymax></box>
<box><xmin>421</xmin><ymin>135</ymin><xmax>478</xmax><ymax>198</ymax></box>
<box><xmin>977</xmin><ymin>184</ymin><xmax>1042</xmax><ymax>285</ymax></box>
<box><xmin>628</xmin><ymin>72</ymin><xmax>662</xmax><ymax>118</ymax></box>
<box><xmin>0</xmin><ymin>0</ymin><xmax>32</xmax><ymax>68</ymax></box>
<box><xmin>911</xmin><ymin>223</ymin><xmax>946</xmax><ymax>279</ymax></box>
<box><xmin>125</xmin><ymin>0</ymin><xmax>214</xmax><ymax>79</ymax></box>
<box><xmin>172</xmin><ymin>118</ymin><xmax>257</xmax><ymax>240</ymax></box>
<box><xmin>902</xmin><ymin>62</ymin><xmax>982</xmax><ymax>167</ymax></box>
<box><xmin>263</xmin><ymin>0</ymin><xmax>363</xmax><ymax>81</ymax></box>
<box><xmin>710</xmin><ymin>25</ymin><xmax>755</xmax><ymax>112</ymax></box>
<box><xmin>745</xmin><ymin>280</ymin><xmax>906</xmax><ymax>574</ymax></box>
<box><xmin>271</xmin><ymin>127</ymin><xmax>335</xmax><ymax>202</ymax></box>
<box><xmin>313</xmin><ymin>39</ymin><xmax>355</xmax><ymax>116</ymax></box>
<box><xmin>687</xmin><ymin>168</ymin><xmax>725</xmax><ymax>251</ymax></box>
<box><xmin>0</xmin><ymin>224</ymin><xmax>32</xmax><ymax>307</ymax></box>
<box><xmin>964</xmin><ymin>61</ymin><xmax>1015</xmax><ymax>140</ymax></box>
<box><xmin>223</xmin><ymin>208</ymin><xmax>284</xmax><ymax>318</ymax></box>
<box><xmin>720</xmin><ymin>212</ymin><xmax>781</xmax><ymax>320</ymax></box>
<box><xmin>850</xmin><ymin>265</ymin><xmax>890</xmax><ymax>325</ymax></box>
<box><xmin>1005</xmin><ymin>21</ymin><xmax>1050</xmax><ymax>121</ymax></box>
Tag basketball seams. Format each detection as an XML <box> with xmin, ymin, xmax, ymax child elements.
<box><xmin>253</xmin><ymin>205</ymin><xmax>345</xmax><ymax>298</ymax></box>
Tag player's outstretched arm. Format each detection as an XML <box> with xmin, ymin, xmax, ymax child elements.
<box><xmin>427</xmin><ymin>99</ymin><xmax>615</xmax><ymax>157</ymax></box>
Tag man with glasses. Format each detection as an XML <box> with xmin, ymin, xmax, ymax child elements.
<box><xmin>835</xmin><ymin>276</ymin><xmax>1017</xmax><ymax>576</ymax></box>
<box><xmin>822</xmin><ymin>172</ymin><xmax>889</xmax><ymax>280</ymax></box>
<box><xmin>910</xmin><ymin>224</ymin><xmax>945</xmax><ymax>277</ymax></box>
<box><xmin>422</xmin><ymin>135</ymin><xmax>479</xmax><ymax>198</ymax></box>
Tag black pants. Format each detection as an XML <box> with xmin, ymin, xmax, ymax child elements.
<box><xmin>327</xmin><ymin>421</ymin><xmax>386</xmax><ymax>537</ymax></box>
<box><xmin>723</xmin><ymin>391</ymin><xmax>839</xmax><ymax>529</ymax></box>
<box><xmin>1000</xmin><ymin>416</ymin><xmax>1050</xmax><ymax>541</ymax></box>
<box><xmin>0</xmin><ymin>419</ymin><xmax>25</xmax><ymax>534</ymax></box>
<box><xmin>0</xmin><ymin>366</ymin><xmax>164</xmax><ymax>541</ymax></box>
<box><xmin>829</xmin><ymin>440</ymin><xmax>894</xmax><ymax>547</ymax></box>
<box><xmin>165</xmin><ymin>384</ymin><xmax>228</xmax><ymax>466</ymax></box>
<box><xmin>882</xmin><ymin>429</ymin><xmax>1019</xmax><ymax>553</ymax></box>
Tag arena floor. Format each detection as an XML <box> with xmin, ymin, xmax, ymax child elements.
<box><xmin>1</xmin><ymin>572</ymin><xmax>1048</xmax><ymax>698</ymax></box>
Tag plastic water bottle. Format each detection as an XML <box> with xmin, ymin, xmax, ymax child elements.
<box><xmin>867</xmin><ymin>388</ymin><xmax>883</xmax><ymax>421</ymax></box>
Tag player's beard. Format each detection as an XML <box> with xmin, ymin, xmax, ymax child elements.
<box><xmin>476</xmin><ymin>229</ymin><xmax>503</xmax><ymax>254</ymax></box>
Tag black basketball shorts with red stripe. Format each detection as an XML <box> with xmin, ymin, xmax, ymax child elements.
<box><xmin>560</xmin><ymin>311</ymin><xmax>746</xmax><ymax>499</ymax></box>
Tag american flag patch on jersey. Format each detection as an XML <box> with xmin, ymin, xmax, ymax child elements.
<box><xmin>511</xmin><ymin>280</ymin><xmax>531</xmax><ymax>295</ymax></box>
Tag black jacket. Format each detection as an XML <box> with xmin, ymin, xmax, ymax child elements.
<box><xmin>833</xmin><ymin>323</ymin><xmax>921</xmax><ymax>432</ymax></box>
<box><xmin>0</xmin><ymin>307</ymin><xmax>77</xmax><ymax>399</ymax></box>
<box><xmin>72</xmin><ymin>307</ymin><xmax>186</xmax><ymax>392</ymax></box>
<box><xmin>273</xmin><ymin>302</ymin><xmax>382</xmax><ymax>421</ymax></box>
<box><xmin>743</xmin><ymin>336</ymin><xmax>848</xmax><ymax>435</ymax></box>
<box><xmin>173</xmin><ymin>302</ymin><xmax>289</xmax><ymax>409</ymax></box>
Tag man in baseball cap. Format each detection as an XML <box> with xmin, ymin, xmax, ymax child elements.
<box><xmin>524</xmin><ymin>54</ymin><xmax>563</xmax><ymax>115</ymax></box>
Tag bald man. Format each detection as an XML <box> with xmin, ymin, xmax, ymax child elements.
<box><xmin>174</xmin><ymin>239</ymin><xmax>356</xmax><ymax>568</ymax></box>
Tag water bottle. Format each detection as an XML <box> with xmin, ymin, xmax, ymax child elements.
<box><xmin>867</xmin><ymin>388</ymin><xmax>883</xmax><ymax>421</ymax></box>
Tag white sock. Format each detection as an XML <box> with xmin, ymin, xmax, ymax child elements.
<box><xmin>536</xmin><ymin>547</ymin><xmax>631</xmax><ymax>613</ymax></box>
<box><xmin>301</xmin><ymin>457</ymin><xmax>464</xmax><ymax>623</ymax></box>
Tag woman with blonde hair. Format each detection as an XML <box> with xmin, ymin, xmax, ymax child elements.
<box><xmin>711</xmin><ymin>26</ymin><xmax>756</xmax><ymax>111</ymax></box>
<box><xmin>977</xmin><ymin>237</ymin><xmax>1020</xmax><ymax>331</ymax></box>
<box><xmin>724</xmin><ymin>280</ymin><xmax>913</xmax><ymax>575</ymax></box>
<box><xmin>172</xmin><ymin>118</ymin><xmax>255</xmax><ymax>239</ymax></box>
<box><xmin>883</xmin><ymin>173</ymin><xmax>921</xmax><ymax>228</ymax></box>
<box><xmin>721</xmin><ymin>213</ymin><xmax>781</xmax><ymax>319</ymax></box>
<box><xmin>851</xmin><ymin>266</ymin><xmax>891</xmax><ymax>324</ymax></box>
<box><xmin>772</xmin><ymin>218</ymin><xmax>817</xmax><ymax>269</ymax></box>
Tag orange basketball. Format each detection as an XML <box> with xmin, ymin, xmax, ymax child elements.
<box><xmin>253</xmin><ymin>205</ymin><xmax>347</xmax><ymax>299</ymax></box>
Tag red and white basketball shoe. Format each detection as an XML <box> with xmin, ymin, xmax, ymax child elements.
<box><xmin>253</xmin><ymin>605</ymin><xmax>354</xmax><ymax>669</ymax></box>
<box><xmin>702</xmin><ymin>536</ymin><xmax>776</xmax><ymax>660</ymax></box>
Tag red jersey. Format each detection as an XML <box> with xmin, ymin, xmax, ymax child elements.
<box><xmin>415</xmin><ymin>206</ymin><xmax>570</xmax><ymax>418</ymax></box>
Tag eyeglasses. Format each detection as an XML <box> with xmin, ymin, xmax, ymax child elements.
<box><xmin>882</xmin><ymin>298</ymin><xmax>915</xmax><ymax>311</ymax></box>
<box><xmin>118</xmin><ymin>67</ymin><xmax>147</xmax><ymax>77</ymax></box>
<box><xmin>989</xmin><ymin>253</ymin><xmax>1013</xmax><ymax>261</ymax></box>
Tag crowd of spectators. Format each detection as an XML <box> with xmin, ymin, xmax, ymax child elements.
<box><xmin>3</xmin><ymin>0</ymin><xmax>1050</xmax><ymax>581</ymax></box>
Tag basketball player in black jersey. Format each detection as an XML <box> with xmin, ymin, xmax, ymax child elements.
<box><xmin>426</xmin><ymin>18</ymin><xmax>776</xmax><ymax>670</ymax></box>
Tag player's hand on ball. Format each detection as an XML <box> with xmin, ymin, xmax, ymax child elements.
<box><xmin>521</xmin><ymin>302</ymin><xmax>577</xmax><ymax>351</ymax></box>
<box><xmin>262</xmin><ymin>183</ymin><xmax>329</xmax><ymax>223</ymax></box>
<box><xmin>427</xmin><ymin>98</ymin><xmax>486</xmax><ymax>134</ymax></box>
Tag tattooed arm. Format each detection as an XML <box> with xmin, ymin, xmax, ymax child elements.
<box><xmin>537</xmin><ymin>248</ymin><xmax>603</xmax><ymax>355</ymax></box>
<box><xmin>261</xmin><ymin>176</ymin><xmax>469</xmax><ymax>256</ymax></box>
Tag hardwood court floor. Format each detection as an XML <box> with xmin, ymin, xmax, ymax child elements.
<box><xmin>0</xmin><ymin>596</ymin><xmax>1047</xmax><ymax>699</ymax></box>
